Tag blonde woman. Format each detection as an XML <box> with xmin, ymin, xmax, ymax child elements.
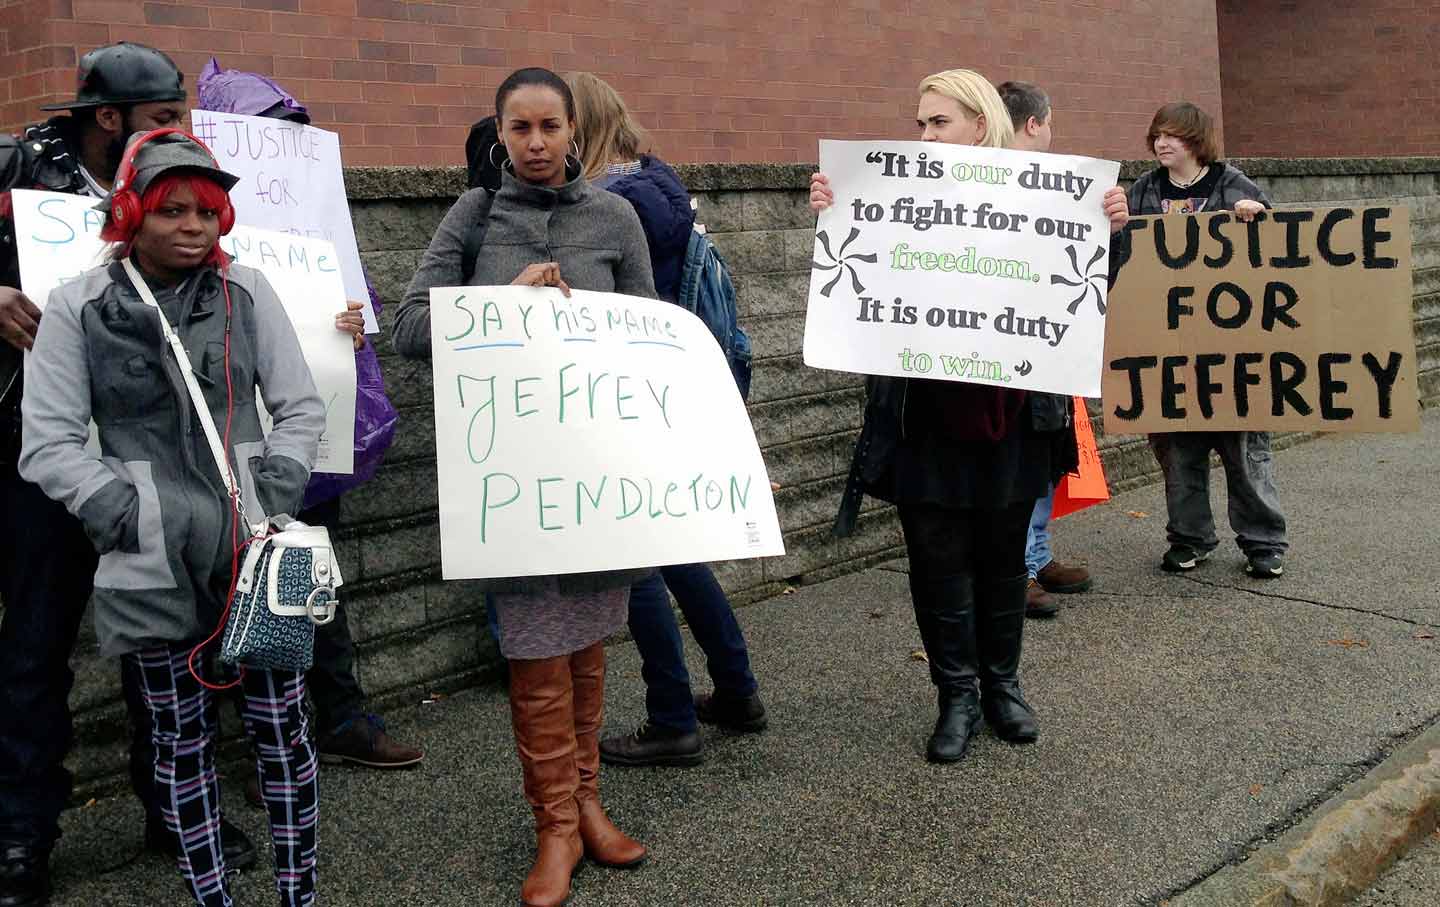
<box><xmin>816</xmin><ymin>70</ymin><xmax>1127</xmax><ymax>763</ymax></box>
<box><xmin>565</xmin><ymin>71</ymin><xmax>769</xmax><ymax>769</ymax></box>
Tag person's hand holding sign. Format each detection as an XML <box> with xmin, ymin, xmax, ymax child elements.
<box><xmin>809</xmin><ymin>173</ymin><xmax>834</xmax><ymax>212</ymax></box>
<box><xmin>0</xmin><ymin>287</ymin><xmax>41</xmax><ymax>351</ymax></box>
<box><xmin>1232</xmin><ymin>199</ymin><xmax>1265</xmax><ymax>222</ymax></box>
<box><xmin>1103</xmin><ymin>186</ymin><xmax>1129</xmax><ymax>230</ymax></box>
<box><xmin>335</xmin><ymin>301</ymin><xmax>367</xmax><ymax>350</ymax></box>
<box><xmin>511</xmin><ymin>262</ymin><xmax>572</xmax><ymax>298</ymax></box>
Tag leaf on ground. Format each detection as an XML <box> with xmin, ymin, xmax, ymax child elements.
<box><xmin>1126</xmin><ymin>510</ymin><xmax>1149</xmax><ymax>519</ymax></box>
<box><xmin>83</xmin><ymin>798</ymin><xmax>97</xmax><ymax>808</ymax></box>
<box><xmin>909</xmin><ymin>649</ymin><xmax>929</xmax><ymax>664</ymax></box>
<box><xmin>1248</xmin><ymin>784</ymin><xmax>1263</xmax><ymax>797</ymax></box>
<box><xmin>1326</xmin><ymin>637</ymin><xmax>1370</xmax><ymax>649</ymax></box>
<box><xmin>782</xmin><ymin>586</ymin><xmax>797</xmax><ymax>596</ymax></box>
<box><xmin>1413</xmin><ymin>629</ymin><xmax>1436</xmax><ymax>640</ymax></box>
<box><xmin>421</xmin><ymin>691</ymin><xmax>447</xmax><ymax>704</ymax></box>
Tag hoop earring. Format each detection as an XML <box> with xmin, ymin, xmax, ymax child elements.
<box><xmin>569</xmin><ymin>140</ymin><xmax>581</xmax><ymax>160</ymax></box>
<box><xmin>488</xmin><ymin>143</ymin><xmax>509</xmax><ymax>171</ymax></box>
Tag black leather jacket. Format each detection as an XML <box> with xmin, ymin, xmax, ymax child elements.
<box><xmin>832</xmin><ymin>376</ymin><xmax>1075</xmax><ymax>537</ymax></box>
<box><xmin>0</xmin><ymin>117</ymin><xmax>90</xmax><ymax>459</ymax></box>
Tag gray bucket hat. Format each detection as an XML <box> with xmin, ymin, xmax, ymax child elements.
<box><xmin>95</xmin><ymin>131</ymin><xmax>240</xmax><ymax>214</ymax></box>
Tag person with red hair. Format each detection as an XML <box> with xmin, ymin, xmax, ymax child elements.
<box><xmin>18</xmin><ymin>130</ymin><xmax>326</xmax><ymax>907</ymax></box>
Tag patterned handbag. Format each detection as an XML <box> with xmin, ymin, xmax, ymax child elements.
<box><xmin>124</xmin><ymin>258</ymin><xmax>343</xmax><ymax>673</ymax></box>
<box><xmin>221</xmin><ymin>523</ymin><xmax>341</xmax><ymax>671</ymax></box>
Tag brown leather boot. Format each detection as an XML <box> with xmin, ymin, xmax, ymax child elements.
<box><xmin>509</xmin><ymin>656</ymin><xmax>584</xmax><ymax>906</ymax></box>
<box><xmin>570</xmin><ymin>643</ymin><xmax>647</xmax><ymax>869</ymax></box>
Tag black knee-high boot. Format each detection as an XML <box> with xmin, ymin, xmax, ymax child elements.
<box><xmin>976</xmin><ymin>574</ymin><xmax>1039</xmax><ymax>742</ymax></box>
<box><xmin>910</xmin><ymin>572</ymin><xmax>982</xmax><ymax>763</ymax></box>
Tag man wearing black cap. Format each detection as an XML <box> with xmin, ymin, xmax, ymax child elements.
<box><xmin>0</xmin><ymin>42</ymin><xmax>254</xmax><ymax>907</ymax></box>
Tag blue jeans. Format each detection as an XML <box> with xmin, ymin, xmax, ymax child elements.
<box><xmin>1025</xmin><ymin>483</ymin><xmax>1056</xmax><ymax>579</ymax></box>
<box><xmin>628</xmin><ymin>564</ymin><xmax>758</xmax><ymax>733</ymax></box>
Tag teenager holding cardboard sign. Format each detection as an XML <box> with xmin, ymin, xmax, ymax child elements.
<box><xmin>1123</xmin><ymin>102</ymin><xmax>1289</xmax><ymax>579</ymax></box>
<box><xmin>395</xmin><ymin>67</ymin><xmax>653</xmax><ymax>907</ymax></box>
<box><xmin>814</xmin><ymin>70</ymin><xmax>1127</xmax><ymax>765</ymax></box>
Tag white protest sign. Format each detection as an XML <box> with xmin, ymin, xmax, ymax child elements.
<box><xmin>12</xmin><ymin>188</ymin><xmax>356</xmax><ymax>474</ymax></box>
<box><xmin>429</xmin><ymin>286</ymin><xmax>784</xmax><ymax>580</ymax></box>
<box><xmin>189</xmin><ymin>109</ymin><xmax>377</xmax><ymax>333</ymax></box>
<box><xmin>804</xmin><ymin>140</ymin><xmax>1121</xmax><ymax>396</ymax></box>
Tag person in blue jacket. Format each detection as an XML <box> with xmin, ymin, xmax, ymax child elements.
<box><xmin>566</xmin><ymin>71</ymin><xmax>768</xmax><ymax>767</ymax></box>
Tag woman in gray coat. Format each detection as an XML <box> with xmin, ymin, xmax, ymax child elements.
<box><xmin>19</xmin><ymin>132</ymin><xmax>325</xmax><ymax>906</ymax></box>
<box><xmin>395</xmin><ymin>68</ymin><xmax>654</xmax><ymax>907</ymax></box>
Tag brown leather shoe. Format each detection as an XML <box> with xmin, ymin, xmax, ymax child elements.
<box><xmin>571</xmin><ymin>644</ymin><xmax>647</xmax><ymax>869</ymax></box>
<box><xmin>1025</xmin><ymin>579</ymin><xmax>1059</xmax><ymax>619</ymax></box>
<box><xmin>510</xmin><ymin>656</ymin><xmax>584</xmax><ymax>907</ymax></box>
<box><xmin>1036</xmin><ymin>560</ymin><xmax>1093</xmax><ymax>594</ymax></box>
<box><xmin>318</xmin><ymin>714</ymin><xmax>424</xmax><ymax>769</ymax></box>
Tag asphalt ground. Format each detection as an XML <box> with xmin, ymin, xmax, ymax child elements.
<box><xmin>43</xmin><ymin>410</ymin><xmax>1440</xmax><ymax>907</ymax></box>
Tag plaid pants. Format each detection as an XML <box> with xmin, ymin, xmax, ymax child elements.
<box><xmin>128</xmin><ymin>645</ymin><xmax>319</xmax><ymax>907</ymax></box>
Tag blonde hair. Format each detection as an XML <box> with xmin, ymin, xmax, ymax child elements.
<box><xmin>917</xmin><ymin>69</ymin><xmax>1014</xmax><ymax>149</ymax></box>
<box><xmin>565</xmin><ymin>71</ymin><xmax>652</xmax><ymax>181</ymax></box>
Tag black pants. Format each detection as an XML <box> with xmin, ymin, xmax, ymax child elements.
<box><xmin>897</xmin><ymin>500</ymin><xmax>1032</xmax><ymax>582</ymax></box>
<box><xmin>0</xmin><ymin>459</ymin><xmax>100</xmax><ymax>849</ymax></box>
<box><xmin>127</xmin><ymin>496</ymin><xmax>367</xmax><ymax>825</ymax></box>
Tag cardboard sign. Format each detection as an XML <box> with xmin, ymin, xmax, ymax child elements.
<box><xmin>11</xmin><ymin>188</ymin><xmax>357</xmax><ymax>473</ymax></box>
<box><xmin>190</xmin><ymin>109</ymin><xmax>376</xmax><ymax>332</ymax></box>
<box><xmin>1051</xmin><ymin>400</ymin><xmax>1109</xmax><ymax>519</ymax></box>
<box><xmin>1102</xmin><ymin>207</ymin><xmax>1419</xmax><ymax>433</ymax></box>
<box><xmin>428</xmin><ymin>286</ymin><xmax>784</xmax><ymax>579</ymax></box>
<box><xmin>804</xmin><ymin>140</ymin><xmax>1121</xmax><ymax>396</ymax></box>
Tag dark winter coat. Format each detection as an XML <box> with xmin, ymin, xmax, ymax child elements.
<box><xmin>596</xmin><ymin>156</ymin><xmax>696</xmax><ymax>304</ymax></box>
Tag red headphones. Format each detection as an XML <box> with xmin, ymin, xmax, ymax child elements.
<box><xmin>108</xmin><ymin>127</ymin><xmax>236</xmax><ymax>239</ymax></box>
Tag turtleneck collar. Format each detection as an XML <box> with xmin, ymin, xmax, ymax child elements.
<box><xmin>497</xmin><ymin>158</ymin><xmax>590</xmax><ymax>206</ymax></box>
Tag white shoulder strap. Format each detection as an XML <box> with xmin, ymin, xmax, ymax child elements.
<box><xmin>121</xmin><ymin>257</ymin><xmax>241</xmax><ymax>508</ymax></box>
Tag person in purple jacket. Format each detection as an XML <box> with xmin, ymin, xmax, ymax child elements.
<box><xmin>565</xmin><ymin>72</ymin><xmax>768</xmax><ymax>768</ymax></box>
<box><xmin>119</xmin><ymin>61</ymin><xmax>422</xmax><ymax>835</ymax></box>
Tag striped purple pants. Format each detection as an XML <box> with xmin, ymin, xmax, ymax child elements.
<box><xmin>128</xmin><ymin>645</ymin><xmax>319</xmax><ymax>907</ymax></box>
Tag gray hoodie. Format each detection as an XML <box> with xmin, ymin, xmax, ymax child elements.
<box><xmin>20</xmin><ymin>260</ymin><xmax>324</xmax><ymax>656</ymax></box>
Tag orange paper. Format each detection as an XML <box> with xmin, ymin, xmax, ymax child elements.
<box><xmin>1052</xmin><ymin>398</ymin><xmax>1109</xmax><ymax>519</ymax></box>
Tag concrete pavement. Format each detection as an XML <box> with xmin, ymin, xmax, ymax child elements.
<box><xmin>41</xmin><ymin>410</ymin><xmax>1440</xmax><ymax>906</ymax></box>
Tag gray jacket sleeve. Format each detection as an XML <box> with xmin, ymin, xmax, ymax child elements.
<box><xmin>610</xmin><ymin>204</ymin><xmax>658</xmax><ymax>300</ymax></box>
<box><xmin>18</xmin><ymin>291</ymin><xmax>139</xmax><ymax>554</ymax></box>
<box><xmin>246</xmin><ymin>269</ymin><xmax>324</xmax><ymax>519</ymax></box>
<box><xmin>395</xmin><ymin>188</ymin><xmax>490</xmax><ymax>359</ymax></box>
<box><xmin>1218</xmin><ymin>166</ymin><xmax>1272</xmax><ymax>210</ymax></box>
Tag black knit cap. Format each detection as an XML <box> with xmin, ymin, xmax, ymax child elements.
<box><xmin>41</xmin><ymin>42</ymin><xmax>185</xmax><ymax>111</ymax></box>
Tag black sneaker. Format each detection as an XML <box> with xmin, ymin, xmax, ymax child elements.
<box><xmin>0</xmin><ymin>843</ymin><xmax>50</xmax><ymax>907</ymax></box>
<box><xmin>1161</xmin><ymin>545</ymin><xmax>1210</xmax><ymax>572</ymax></box>
<box><xmin>145</xmin><ymin>816</ymin><xmax>258</xmax><ymax>871</ymax></box>
<box><xmin>599</xmin><ymin>720</ymin><xmax>704</xmax><ymax>767</ymax></box>
<box><xmin>694</xmin><ymin>690</ymin><xmax>768</xmax><ymax>733</ymax></box>
<box><xmin>1246</xmin><ymin>553</ymin><xmax>1285</xmax><ymax>578</ymax></box>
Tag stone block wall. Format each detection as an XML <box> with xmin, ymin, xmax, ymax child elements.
<box><xmin>46</xmin><ymin>157</ymin><xmax>1440</xmax><ymax>792</ymax></box>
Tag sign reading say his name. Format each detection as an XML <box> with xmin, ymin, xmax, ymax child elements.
<box><xmin>429</xmin><ymin>286</ymin><xmax>784</xmax><ymax>580</ymax></box>
<box><xmin>190</xmin><ymin>109</ymin><xmax>377</xmax><ymax>333</ymax></box>
<box><xmin>12</xmin><ymin>188</ymin><xmax>358</xmax><ymax>473</ymax></box>
<box><xmin>804</xmin><ymin>140</ymin><xmax>1121</xmax><ymax>396</ymax></box>
<box><xmin>1102</xmin><ymin>207</ymin><xmax>1419</xmax><ymax>433</ymax></box>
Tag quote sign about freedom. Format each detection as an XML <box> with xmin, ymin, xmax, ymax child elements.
<box><xmin>428</xmin><ymin>286</ymin><xmax>784</xmax><ymax>580</ymax></box>
<box><xmin>804</xmin><ymin>140</ymin><xmax>1120</xmax><ymax>396</ymax></box>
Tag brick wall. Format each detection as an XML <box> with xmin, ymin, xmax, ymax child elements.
<box><xmin>3</xmin><ymin>0</ymin><xmax>1223</xmax><ymax>166</ymax></box>
<box><xmin>1217</xmin><ymin>0</ymin><xmax>1440</xmax><ymax>157</ymax></box>
<box><xmin>47</xmin><ymin>156</ymin><xmax>1440</xmax><ymax>794</ymax></box>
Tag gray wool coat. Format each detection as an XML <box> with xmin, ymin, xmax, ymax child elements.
<box><xmin>395</xmin><ymin>166</ymin><xmax>657</xmax><ymax>597</ymax></box>
<box><xmin>20</xmin><ymin>260</ymin><xmax>324</xmax><ymax>657</ymax></box>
